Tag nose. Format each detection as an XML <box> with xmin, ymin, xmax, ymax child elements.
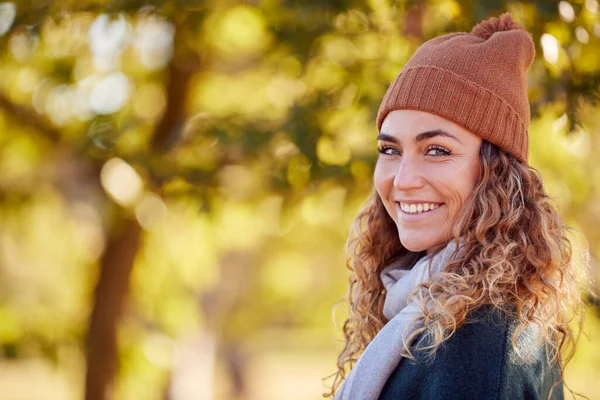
<box><xmin>393</xmin><ymin>156</ymin><xmax>425</xmax><ymax>191</ymax></box>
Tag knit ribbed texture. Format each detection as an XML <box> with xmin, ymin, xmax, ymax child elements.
<box><xmin>376</xmin><ymin>13</ymin><xmax>535</xmax><ymax>164</ymax></box>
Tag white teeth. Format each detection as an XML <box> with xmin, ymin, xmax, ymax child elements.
<box><xmin>399</xmin><ymin>202</ymin><xmax>441</xmax><ymax>215</ymax></box>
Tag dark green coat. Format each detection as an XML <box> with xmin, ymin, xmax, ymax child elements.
<box><xmin>378</xmin><ymin>305</ymin><xmax>563</xmax><ymax>400</ymax></box>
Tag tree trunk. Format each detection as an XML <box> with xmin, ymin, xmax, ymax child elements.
<box><xmin>84</xmin><ymin>14</ymin><xmax>198</xmax><ymax>398</ymax></box>
<box><xmin>85</xmin><ymin>216</ymin><xmax>142</xmax><ymax>400</ymax></box>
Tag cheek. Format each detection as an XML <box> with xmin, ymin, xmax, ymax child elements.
<box><xmin>373</xmin><ymin>163</ymin><xmax>391</xmax><ymax>194</ymax></box>
<box><xmin>435</xmin><ymin>164</ymin><xmax>480</xmax><ymax>210</ymax></box>
<box><xmin>373</xmin><ymin>163</ymin><xmax>397</xmax><ymax>218</ymax></box>
<box><xmin>462</xmin><ymin>158</ymin><xmax>482</xmax><ymax>198</ymax></box>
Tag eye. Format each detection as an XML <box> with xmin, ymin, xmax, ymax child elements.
<box><xmin>378</xmin><ymin>145</ymin><xmax>400</xmax><ymax>156</ymax></box>
<box><xmin>426</xmin><ymin>145</ymin><xmax>452</xmax><ymax>157</ymax></box>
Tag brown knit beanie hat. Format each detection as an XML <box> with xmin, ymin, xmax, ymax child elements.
<box><xmin>376</xmin><ymin>12</ymin><xmax>535</xmax><ymax>164</ymax></box>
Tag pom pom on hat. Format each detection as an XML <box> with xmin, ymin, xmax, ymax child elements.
<box><xmin>471</xmin><ymin>12</ymin><xmax>526</xmax><ymax>40</ymax></box>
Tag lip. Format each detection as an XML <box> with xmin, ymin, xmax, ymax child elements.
<box><xmin>395</xmin><ymin>201</ymin><xmax>445</xmax><ymax>221</ymax></box>
<box><xmin>396</xmin><ymin>200</ymin><xmax>444</xmax><ymax>205</ymax></box>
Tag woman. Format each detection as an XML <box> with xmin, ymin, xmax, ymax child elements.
<box><xmin>326</xmin><ymin>12</ymin><xmax>589</xmax><ymax>400</ymax></box>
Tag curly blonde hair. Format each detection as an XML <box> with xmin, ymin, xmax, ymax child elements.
<box><xmin>324</xmin><ymin>140</ymin><xmax>592</xmax><ymax>399</ymax></box>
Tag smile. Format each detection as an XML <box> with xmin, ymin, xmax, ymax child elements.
<box><xmin>398</xmin><ymin>202</ymin><xmax>443</xmax><ymax>215</ymax></box>
<box><xmin>396</xmin><ymin>202</ymin><xmax>444</xmax><ymax>218</ymax></box>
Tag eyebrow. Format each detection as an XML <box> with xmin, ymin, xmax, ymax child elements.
<box><xmin>377</xmin><ymin>129</ymin><xmax>463</xmax><ymax>145</ymax></box>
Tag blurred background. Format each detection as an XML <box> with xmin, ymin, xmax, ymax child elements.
<box><xmin>0</xmin><ymin>0</ymin><xmax>598</xmax><ymax>399</ymax></box>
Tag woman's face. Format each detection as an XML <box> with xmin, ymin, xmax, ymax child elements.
<box><xmin>374</xmin><ymin>110</ymin><xmax>482</xmax><ymax>254</ymax></box>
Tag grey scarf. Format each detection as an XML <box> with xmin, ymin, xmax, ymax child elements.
<box><xmin>334</xmin><ymin>238</ymin><xmax>465</xmax><ymax>400</ymax></box>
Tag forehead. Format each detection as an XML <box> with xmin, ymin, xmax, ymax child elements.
<box><xmin>380</xmin><ymin>109</ymin><xmax>475</xmax><ymax>141</ymax></box>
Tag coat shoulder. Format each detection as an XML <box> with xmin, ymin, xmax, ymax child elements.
<box><xmin>378</xmin><ymin>304</ymin><xmax>563</xmax><ymax>400</ymax></box>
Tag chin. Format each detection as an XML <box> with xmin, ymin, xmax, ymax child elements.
<box><xmin>398</xmin><ymin>236</ymin><xmax>430</xmax><ymax>253</ymax></box>
<box><xmin>398</xmin><ymin>229</ymin><xmax>450</xmax><ymax>253</ymax></box>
